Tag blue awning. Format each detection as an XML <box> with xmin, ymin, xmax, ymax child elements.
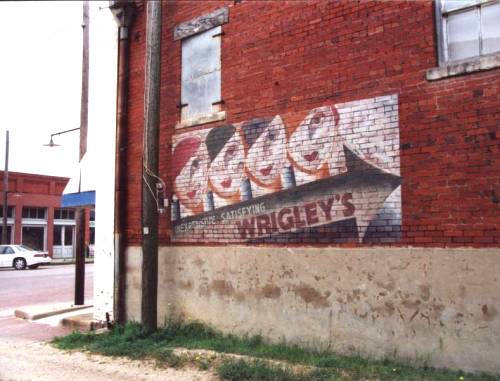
<box><xmin>61</xmin><ymin>191</ymin><xmax>95</xmax><ymax>207</ymax></box>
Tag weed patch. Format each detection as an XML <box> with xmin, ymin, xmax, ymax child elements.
<box><xmin>217</xmin><ymin>359</ymin><xmax>323</xmax><ymax>381</ymax></box>
<box><xmin>151</xmin><ymin>347</ymin><xmax>186</xmax><ymax>368</ymax></box>
<box><xmin>52</xmin><ymin>321</ymin><xmax>498</xmax><ymax>381</ymax></box>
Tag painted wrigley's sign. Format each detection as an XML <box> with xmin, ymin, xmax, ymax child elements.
<box><xmin>171</xmin><ymin>94</ymin><xmax>401</xmax><ymax>243</ymax></box>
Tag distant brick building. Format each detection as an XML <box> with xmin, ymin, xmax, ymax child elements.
<box><xmin>0</xmin><ymin>171</ymin><xmax>93</xmax><ymax>258</ymax></box>
<box><xmin>110</xmin><ymin>0</ymin><xmax>500</xmax><ymax>373</ymax></box>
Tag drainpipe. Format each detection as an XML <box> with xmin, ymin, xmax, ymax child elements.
<box><xmin>110</xmin><ymin>0</ymin><xmax>136</xmax><ymax>325</ymax></box>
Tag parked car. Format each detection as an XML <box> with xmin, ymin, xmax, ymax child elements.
<box><xmin>0</xmin><ymin>245</ymin><xmax>52</xmax><ymax>270</ymax></box>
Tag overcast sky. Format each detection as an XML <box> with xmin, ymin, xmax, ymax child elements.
<box><xmin>0</xmin><ymin>1</ymin><xmax>115</xmax><ymax>180</ymax></box>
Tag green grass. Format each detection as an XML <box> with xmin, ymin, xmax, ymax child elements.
<box><xmin>217</xmin><ymin>359</ymin><xmax>332</xmax><ymax>381</ymax></box>
<box><xmin>52</xmin><ymin>321</ymin><xmax>498</xmax><ymax>381</ymax></box>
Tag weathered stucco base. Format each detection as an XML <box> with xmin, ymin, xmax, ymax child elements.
<box><xmin>124</xmin><ymin>246</ymin><xmax>500</xmax><ymax>374</ymax></box>
<box><xmin>124</xmin><ymin>248</ymin><xmax>142</xmax><ymax>323</ymax></box>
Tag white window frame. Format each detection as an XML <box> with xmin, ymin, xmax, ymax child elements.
<box><xmin>428</xmin><ymin>0</ymin><xmax>500</xmax><ymax>80</ymax></box>
<box><xmin>436</xmin><ymin>0</ymin><xmax>500</xmax><ymax>66</ymax></box>
<box><xmin>52</xmin><ymin>224</ymin><xmax>75</xmax><ymax>259</ymax></box>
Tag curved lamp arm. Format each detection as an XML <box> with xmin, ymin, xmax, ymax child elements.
<box><xmin>44</xmin><ymin>127</ymin><xmax>80</xmax><ymax>147</ymax></box>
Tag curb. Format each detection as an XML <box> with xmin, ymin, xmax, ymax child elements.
<box><xmin>48</xmin><ymin>260</ymin><xmax>94</xmax><ymax>266</ymax></box>
<box><xmin>61</xmin><ymin>313</ymin><xmax>106</xmax><ymax>331</ymax></box>
<box><xmin>15</xmin><ymin>304</ymin><xmax>93</xmax><ymax>321</ymax></box>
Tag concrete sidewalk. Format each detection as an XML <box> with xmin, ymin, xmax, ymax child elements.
<box><xmin>15</xmin><ymin>303</ymin><xmax>104</xmax><ymax>331</ymax></box>
<box><xmin>0</xmin><ymin>339</ymin><xmax>212</xmax><ymax>381</ymax></box>
<box><xmin>50</xmin><ymin>258</ymin><xmax>94</xmax><ymax>265</ymax></box>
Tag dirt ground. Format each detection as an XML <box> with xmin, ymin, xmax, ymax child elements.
<box><xmin>0</xmin><ymin>339</ymin><xmax>218</xmax><ymax>381</ymax></box>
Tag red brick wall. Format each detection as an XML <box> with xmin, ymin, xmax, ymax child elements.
<box><xmin>0</xmin><ymin>172</ymin><xmax>68</xmax><ymax>196</ymax></box>
<box><xmin>123</xmin><ymin>0</ymin><xmax>500</xmax><ymax>247</ymax></box>
<box><xmin>0</xmin><ymin>172</ymin><xmax>70</xmax><ymax>255</ymax></box>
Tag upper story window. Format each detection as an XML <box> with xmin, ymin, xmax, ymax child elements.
<box><xmin>0</xmin><ymin>206</ymin><xmax>15</xmax><ymax>219</ymax></box>
<box><xmin>54</xmin><ymin>208</ymin><xmax>75</xmax><ymax>220</ymax></box>
<box><xmin>174</xmin><ymin>7</ymin><xmax>228</xmax><ymax>128</ymax></box>
<box><xmin>436</xmin><ymin>0</ymin><xmax>500</xmax><ymax>65</ymax></box>
<box><xmin>22</xmin><ymin>207</ymin><xmax>46</xmax><ymax>220</ymax></box>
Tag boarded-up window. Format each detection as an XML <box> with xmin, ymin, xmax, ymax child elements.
<box><xmin>174</xmin><ymin>7</ymin><xmax>228</xmax><ymax>128</ymax></box>
<box><xmin>181</xmin><ymin>26</ymin><xmax>222</xmax><ymax>123</ymax></box>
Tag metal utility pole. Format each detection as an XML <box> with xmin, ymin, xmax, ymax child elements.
<box><xmin>74</xmin><ymin>208</ymin><xmax>86</xmax><ymax>305</ymax></box>
<box><xmin>75</xmin><ymin>0</ymin><xmax>90</xmax><ymax>306</ymax></box>
<box><xmin>142</xmin><ymin>0</ymin><xmax>161</xmax><ymax>332</ymax></box>
<box><xmin>2</xmin><ymin>131</ymin><xmax>9</xmax><ymax>244</ymax></box>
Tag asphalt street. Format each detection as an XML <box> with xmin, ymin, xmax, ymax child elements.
<box><xmin>0</xmin><ymin>264</ymin><xmax>93</xmax><ymax>310</ymax></box>
<box><xmin>0</xmin><ymin>264</ymin><xmax>93</xmax><ymax>342</ymax></box>
<box><xmin>0</xmin><ymin>265</ymin><xmax>215</xmax><ymax>380</ymax></box>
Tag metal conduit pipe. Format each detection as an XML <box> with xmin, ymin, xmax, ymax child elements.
<box><xmin>110</xmin><ymin>0</ymin><xmax>136</xmax><ymax>325</ymax></box>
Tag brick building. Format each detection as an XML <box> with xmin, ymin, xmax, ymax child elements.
<box><xmin>109</xmin><ymin>0</ymin><xmax>500</xmax><ymax>373</ymax></box>
<box><xmin>0</xmin><ymin>171</ymin><xmax>94</xmax><ymax>258</ymax></box>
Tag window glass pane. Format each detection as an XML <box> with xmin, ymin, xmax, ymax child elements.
<box><xmin>53</xmin><ymin>225</ymin><xmax>62</xmax><ymax>245</ymax></box>
<box><xmin>0</xmin><ymin>227</ymin><xmax>12</xmax><ymax>243</ymax></box>
<box><xmin>482</xmin><ymin>2</ymin><xmax>500</xmax><ymax>54</ymax></box>
<box><xmin>90</xmin><ymin>227</ymin><xmax>95</xmax><ymax>244</ymax></box>
<box><xmin>22</xmin><ymin>226</ymin><xmax>45</xmax><ymax>251</ymax></box>
<box><xmin>38</xmin><ymin>208</ymin><xmax>46</xmax><ymax>219</ymax></box>
<box><xmin>447</xmin><ymin>9</ymin><xmax>480</xmax><ymax>61</ymax></box>
<box><xmin>24</xmin><ymin>207</ymin><xmax>46</xmax><ymax>219</ymax></box>
<box><xmin>55</xmin><ymin>209</ymin><xmax>75</xmax><ymax>220</ymax></box>
<box><xmin>443</xmin><ymin>0</ymin><xmax>479</xmax><ymax>12</ymax></box>
<box><xmin>90</xmin><ymin>209</ymin><xmax>95</xmax><ymax>221</ymax></box>
<box><xmin>64</xmin><ymin>226</ymin><xmax>73</xmax><ymax>245</ymax></box>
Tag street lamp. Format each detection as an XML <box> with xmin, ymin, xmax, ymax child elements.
<box><xmin>42</xmin><ymin>0</ymin><xmax>90</xmax><ymax>307</ymax></box>
<box><xmin>44</xmin><ymin>126</ymin><xmax>86</xmax><ymax>306</ymax></box>
<box><xmin>43</xmin><ymin>127</ymin><xmax>80</xmax><ymax>147</ymax></box>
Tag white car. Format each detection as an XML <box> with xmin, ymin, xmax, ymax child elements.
<box><xmin>0</xmin><ymin>245</ymin><xmax>52</xmax><ymax>270</ymax></box>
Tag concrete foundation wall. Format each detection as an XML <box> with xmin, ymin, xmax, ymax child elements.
<box><xmin>125</xmin><ymin>246</ymin><xmax>500</xmax><ymax>373</ymax></box>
